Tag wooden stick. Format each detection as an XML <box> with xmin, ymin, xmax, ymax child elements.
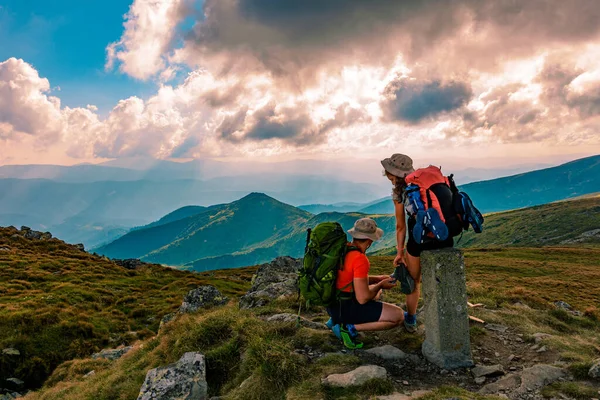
<box><xmin>467</xmin><ymin>302</ymin><xmax>485</xmax><ymax>308</ymax></box>
<box><xmin>469</xmin><ymin>315</ymin><xmax>485</xmax><ymax>323</ymax></box>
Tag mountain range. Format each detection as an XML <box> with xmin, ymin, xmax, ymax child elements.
<box><xmin>1</xmin><ymin>155</ymin><xmax>598</xmax><ymax>249</ymax></box>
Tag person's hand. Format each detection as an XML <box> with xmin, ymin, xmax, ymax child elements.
<box><xmin>379</xmin><ymin>277</ymin><xmax>397</xmax><ymax>290</ymax></box>
<box><xmin>394</xmin><ymin>250</ymin><xmax>406</xmax><ymax>266</ymax></box>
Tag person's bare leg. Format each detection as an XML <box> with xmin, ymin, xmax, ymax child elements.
<box><xmin>405</xmin><ymin>253</ymin><xmax>421</xmax><ymax>316</ymax></box>
<box><xmin>355</xmin><ymin>303</ymin><xmax>404</xmax><ymax>332</ymax></box>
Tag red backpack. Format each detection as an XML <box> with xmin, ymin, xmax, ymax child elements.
<box><xmin>405</xmin><ymin>166</ymin><xmax>463</xmax><ymax>237</ymax></box>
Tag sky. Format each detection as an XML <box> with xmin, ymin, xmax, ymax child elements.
<box><xmin>1</xmin><ymin>0</ymin><xmax>600</xmax><ymax>168</ymax></box>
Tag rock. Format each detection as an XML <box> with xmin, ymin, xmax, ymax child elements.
<box><xmin>75</xmin><ymin>243</ymin><xmax>85</xmax><ymax>252</ymax></box>
<box><xmin>589</xmin><ymin>359</ymin><xmax>600</xmax><ymax>379</ymax></box>
<box><xmin>20</xmin><ymin>226</ymin><xmax>31</xmax><ymax>232</ymax></box>
<box><xmin>472</xmin><ymin>364</ymin><xmax>505</xmax><ymax>378</ymax></box>
<box><xmin>0</xmin><ymin>393</ymin><xmax>21</xmax><ymax>400</ymax></box>
<box><xmin>485</xmin><ymin>324</ymin><xmax>509</xmax><ymax>333</ymax></box>
<box><xmin>159</xmin><ymin>313</ymin><xmax>176</xmax><ymax>329</ymax></box>
<box><xmin>475</xmin><ymin>377</ymin><xmax>486</xmax><ymax>384</ymax></box>
<box><xmin>179</xmin><ymin>286</ymin><xmax>228</xmax><ymax>313</ymax></box>
<box><xmin>239</xmin><ymin>257</ymin><xmax>301</xmax><ymax>309</ymax></box>
<box><xmin>138</xmin><ymin>352</ymin><xmax>207</xmax><ymax>400</ymax></box>
<box><xmin>265</xmin><ymin>313</ymin><xmax>326</xmax><ymax>330</ymax></box>
<box><xmin>321</xmin><ymin>365</ymin><xmax>387</xmax><ymax>387</ymax></box>
<box><xmin>40</xmin><ymin>232</ymin><xmax>52</xmax><ymax>240</ymax></box>
<box><xmin>376</xmin><ymin>391</ymin><xmax>430</xmax><ymax>400</ymax></box>
<box><xmin>554</xmin><ymin>301</ymin><xmax>572</xmax><ymax>310</ymax></box>
<box><xmin>536</xmin><ymin>346</ymin><xmax>547</xmax><ymax>353</ymax></box>
<box><xmin>420</xmin><ymin>249</ymin><xmax>473</xmax><ymax>369</ymax></box>
<box><xmin>0</xmin><ymin>246</ymin><xmax>10</xmax><ymax>252</ymax></box>
<box><xmin>366</xmin><ymin>345</ymin><xmax>407</xmax><ymax>361</ymax></box>
<box><xmin>4</xmin><ymin>378</ymin><xmax>24</xmax><ymax>391</ymax></box>
<box><xmin>480</xmin><ymin>364</ymin><xmax>567</xmax><ymax>398</ymax></box>
<box><xmin>114</xmin><ymin>259</ymin><xmax>144</xmax><ymax>270</ymax></box>
<box><xmin>92</xmin><ymin>346</ymin><xmax>133</xmax><ymax>361</ymax></box>
<box><xmin>1</xmin><ymin>348</ymin><xmax>20</xmax><ymax>356</ymax></box>
<box><xmin>532</xmin><ymin>333</ymin><xmax>552</xmax><ymax>344</ymax></box>
<box><xmin>508</xmin><ymin>354</ymin><xmax>515</xmax><ymax>362</ymax></box>
<box><xmin>83</xmin><ymin>370</ymin><xmax>95</xmax><ymax>378</ymax></box>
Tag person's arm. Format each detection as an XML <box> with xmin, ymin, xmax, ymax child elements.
<box><xmin>354</xmin><ymin>276</ymin><xmax>397</xmax><ymax>304</ymax></box>
<box><xmin>394</xmin><ymin>200</ymin><xmax>407</xmax><ymax>266</ymax></box>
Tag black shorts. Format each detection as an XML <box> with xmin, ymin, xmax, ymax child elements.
<box><xmin>406</xmin><ymin>218</ymin><xmax>454</xmax><ymax>257</ymax></box>
<box><xmin>327</xmin><ymin>298</ymin><xmax>383</xmax><ymax>325</ymax></box>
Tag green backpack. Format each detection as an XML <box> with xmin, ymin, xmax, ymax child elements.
<box><xmin>298</xmin><ymin>222</ymin><xmax>356</xmax><ymax>307</ymax></box>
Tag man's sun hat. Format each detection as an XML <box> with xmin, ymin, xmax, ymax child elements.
<box><xmin>381</xmin><ymin>153</ymin><xmax>414</xmax><ymax>178</ymax></box>
<box><xmin>348</xmin><ymin>218</ymin><xmax>384</xmax><ymax>242</ymax></box>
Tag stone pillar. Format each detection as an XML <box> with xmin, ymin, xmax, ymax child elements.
<box><xmin>420</xmin><ymin>248</ymin><xmax>473</xmax><ymax>369</ymax></box>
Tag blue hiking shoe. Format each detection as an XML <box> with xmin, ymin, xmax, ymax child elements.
<box><xmin>404</xmin><ymin>312</ymin><xmax>417</xmax><ymax>333</ymax></box>
<box><xmin>325</xmin><ymin>318</ymin><xmax>333</xmax><ymax>330</ymax></box>
<box><xmin>425</xmin><ymin>208</ymin><xmax>449</xmax><ymax>241</ymax></box>
<box><xmin>326</xmin><ymin>318</ymin><xmax>342</xmax><ymax>340</ymax></box>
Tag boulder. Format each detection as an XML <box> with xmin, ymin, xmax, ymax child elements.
<box><xmin>137</xmin><ymin>352</ymin><xmax>207</xmax><ymax>400</ymax></box>
<box><xmin>589</xmin><ymin>359</ymin><xmax>600</xmax><ymax>379</ymax></box>
<box><xmin>471</xmin><ymin>364</ymin><xmax>504</xmax><ymax>378</ymax></box>
<box><xmin>23</xmin><ymin>230</ymin><xmax>42</xmax><ymax>240</ymax></box>
<box><xmin>554</xmin><ymin>301</ymin><xmax>572</xmax><ymax>310</ymax></box>
<box><xmin>239</xmin><ymin>257</ymin><xmax>301</xmax><ymax>309</ymax></box>
<box><xmin>3</xmin><ymin>378</ymin><xmax>24</xmax><ymax>391</ymax></box>
<box><xmin>0</xmin><ymin>246</ymin><xmax>10</xmax><ymax>252</ymax></box>
<box><xmin>159</xmin><ymin>313</ymin><xmax>177</xmax><ymax>329</ymax></box>
<box><xmin>0</xmin><ymin>393</ymin><xmax>21</xmax><ymax>400</ymax></box>
<box><xmin>179</xmin><ymin>286</ymin><xmax>228</xmax><ymax>313</ymax></box>
<box><xmin>375</xmin><ymin>391</ymin><xmax>431</xmax><ymax>399</ymax></box>
<box><xmin>75</xmin><ymin>243</ymin><xmax>85</xmax><ymax>252</ymax></box>
<box><xmin>532</xmin><ymin>333</ymin><xmax>552</xmax><ymax>344</ymax></box>
<box><xmin>114</xmin><ymin>259</ymin><xmax>144</xmax><ymax>270</ymax></box>
<box><xmin>322</xmin><ymin>365</ymin><xmax>387</xmax><ymax>387</ymax></box>
<box><xmin>92</xmin><ymin>346</ymin><xmax>133</xmax><ymax>361</ymax></box>
<box><xmin>366</xmin><ymin>345</ymin><xmax>408</xmax><ymax>361</ymax></box>
<box><xmin>480</xmin><ymin>364</ymin><xmax>567</xmax><ymax>398</ymax></box>
<box><xmin>1</xmin><ymin>348</ymin><xmax>20</xmax><ymax>356</ymax></box>
<box><xmin>265</xmin><ymin>313</ymin><xmax>326</xmax><ymax>330</ymax></box>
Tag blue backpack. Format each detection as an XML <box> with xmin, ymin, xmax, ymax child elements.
<box><xmin>448</xmin><ymin>175</ymin><xmax>484</xmax><ymax>234</ymax></box>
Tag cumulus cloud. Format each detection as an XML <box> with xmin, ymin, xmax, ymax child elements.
<box><xmin>106</xmin><ymin>0</ymin><xmax>190</xmax><ymax>80</ymax></box>
<box><xmin>0</xmin><ymin>58</ymin><xmax>63</xmax><ymax>140</ymax></box>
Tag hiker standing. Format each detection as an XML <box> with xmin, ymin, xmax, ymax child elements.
<box><xmin>380</xmin><ymin>154</ymin><xmax>455</xmax><ymax>333</ymax></box>
<box><xmin>325</xmin><ymin>218</ymin><xmax>405</xmax><ymax>349</ymax></box>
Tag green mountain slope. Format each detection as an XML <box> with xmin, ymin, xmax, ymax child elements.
<box><xmin>371</xmin><ymin>195</ymin><xmax>600</xmax><ymax>256</ymax></box>
<box><xmin>186</xmin><ymin>212</ymin><xmax>398</xmax><ymax>271</ymax></box>
<box><xmin>359</xmin><ymin>155</ymin><xmax>600</xmax><ymax>215</ymax></box>
<box><xmin>459</xmin><ymin>195</ymin><xmax>600</xmax><ymax>248</ymax></box>
<box><xmin>96</xmin><ymin>193</ymin><xmax>313</xmax><ymax>265</ymax></box>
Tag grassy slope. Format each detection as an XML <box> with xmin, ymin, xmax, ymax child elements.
<box><xmin>372</xmin><ymin>195</ymin><xmax>600</xmax><ymax>256</ymax></box>
<box><xmin>186</xmin><ymin>212</ymin><xmax>398</xmax><ymax>271</ymax></box>
<box><xmin>22</xmin><ymin>246</ymin><xmax>600</xmax><ymax>400</ymax></box>
<box><xmin>0</xmin><ymin>226</ymin><xmax>257</xmax><ymax>389</ymax></box>
<box><xmin>459</xmin><ymin>195</ymin><xmax>600</xmax><ymax>248</ymax></box>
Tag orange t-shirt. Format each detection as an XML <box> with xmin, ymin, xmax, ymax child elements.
<box><xmin>336</xmin><ymin>245</ymin><xmax>369</xmax><ymax>292</ymax></box>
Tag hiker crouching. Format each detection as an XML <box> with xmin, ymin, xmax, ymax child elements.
<box><xmin>326</xmin><ymin>218</ymin><xmax>405</xmax><ymax>349</ymax></box>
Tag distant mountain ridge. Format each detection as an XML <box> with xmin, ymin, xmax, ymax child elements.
<box><xmin>357</xmin><ymin>155</ymin><xmax>600</xmax><ymax>214</ymax></box>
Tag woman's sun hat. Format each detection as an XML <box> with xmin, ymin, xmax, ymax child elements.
<box><xmin>348</xmin><ymin>218</ymin><xmax>384</xmax><ymax>242</ymax></box>
<box><xmin>381</xmin><ymin>153</ymin><xmax>414</xmax><ymax>178</ymax></box>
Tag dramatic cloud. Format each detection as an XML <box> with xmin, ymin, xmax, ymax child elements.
<box><xmin>0</xmin><ymin>58</ymin><xmax>63</xmax><ymax>140</ymax></box>
<box><xmin>381</xmin><ymin>78</ymin><xmax>473</xmax><ymax>123</ymax></box>
<box><xmin>106</xmin><ymin>0</ymin><xmax>190</xmax><ymax>80</ymax></box>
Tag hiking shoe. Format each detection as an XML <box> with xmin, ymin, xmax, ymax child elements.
<box><xmin>325</xmin><ymin>318</ymin><xmax>334</xmax><ymax>330</ymax></box>
<box><xmin>425</xmin><ymin>208</ymin><xmax>449</xmax><ymax>241</ymax></box>
<box><xmin>340</xmin><ymin>324</ymin><xmax>363</xmax><ymax>349</ymax></box>
<box><xmin>404</xmin><ymin>312</ymin><xmax>417</xmax><ymax>333</ymax></box>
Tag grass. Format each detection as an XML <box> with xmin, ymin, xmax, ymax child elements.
<box><xmin>0</xmin><ymin>226</ymin><xmax>257</xmax><ymax>389</ymax></box>
<box><xmin>3</xmin><ymin>222</ymin><xmax>600</xmax><ymax>399</ymax></box>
